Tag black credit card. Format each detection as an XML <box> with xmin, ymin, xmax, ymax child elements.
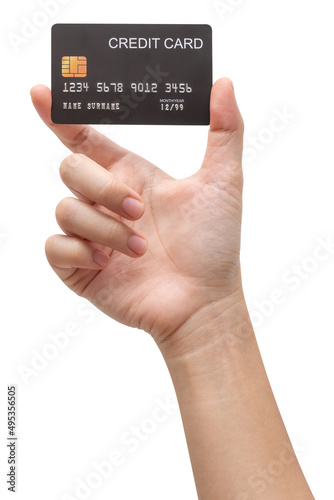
<box><xmin>51</xmin><ymin>24</ymin><xmax>212</xmax><ymax>125</ymax></box>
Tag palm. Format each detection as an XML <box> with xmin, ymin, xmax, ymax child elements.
<box><xmin>68</xmin><ymin>152</ymin><xmax>242</xmax><ymax>340</ymax></box>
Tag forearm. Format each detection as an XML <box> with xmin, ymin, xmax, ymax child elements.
<box><xmin>159</xmin><ymin>296</ymin><xmax>314</xmax><ymax>500</ymax></box>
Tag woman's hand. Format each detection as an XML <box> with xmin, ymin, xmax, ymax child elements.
<box><xmin>31</xmin><ymin>78</ymin><xmax>244</xmax><ymax>350</ymax></box>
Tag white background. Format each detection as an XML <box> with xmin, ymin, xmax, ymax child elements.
<box><xmin>1</xmin><ymin>0</ymin><xmax>334</xmax><ymax>498</ymax></box>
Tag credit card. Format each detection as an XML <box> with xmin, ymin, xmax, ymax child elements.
<box><xmin>51</xmin><ymin>24</ymin><xmax>212</xmax><ymax>125</ymax></box>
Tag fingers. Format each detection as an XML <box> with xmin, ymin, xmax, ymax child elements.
<box><xmin>45</xmin><ymin>235</ymin><xmax>111</xmax><ymax>280</ymax></box>
<box><xmin>30</xmin><ymin>84</ymin><xmax>128</xmax><ymax>167</ymax></box>
<box><xmin>200</xmin><ymin>78</ymin><xmax>244</xmax><ymax>182</ymax></box>
<box><xmin>59</xmin><ymin>153</ymin><xmax>145</xmax><ymax>220</ymax></box>
<box><xmin>55</xmin><ymin>197</ymin><xmax>148</xmax><ymax>258</ymax></box>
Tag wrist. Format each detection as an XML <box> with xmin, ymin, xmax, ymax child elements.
<box><xmin>157</xmin><ymin>286</ymin><xmax>254</xmax><ymax>369</ymax></box>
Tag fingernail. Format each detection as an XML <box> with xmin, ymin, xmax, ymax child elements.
<box><xmin>128</xmin><ymin>235</ymin><xmax>147</xmax><ymax>255</ymax></box>
<box><xmin>93</xmin><ymin>250</ymin><xmax>110</xmax><ymax>267</ymax></box>
<box><xmin>122</xmin><ymin>197</ymin><xmax>144</xmax><ymax>219</ymax></box>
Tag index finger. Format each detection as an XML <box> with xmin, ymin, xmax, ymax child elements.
<box><xmin>30</xmin><ymin>84</ymin><xmax>129</xmax><ymax>167</ymax></box>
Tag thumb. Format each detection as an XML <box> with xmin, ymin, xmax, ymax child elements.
<box><xmin>200</xmin><ymin>78</ymin><xmax>244</xmax><ymax>180</ymax></box>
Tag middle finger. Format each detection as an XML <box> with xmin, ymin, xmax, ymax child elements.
<box><xmin>59</xmin><ymin>153</ymin><xmax>145</xmax><ymax>220</ymax></box>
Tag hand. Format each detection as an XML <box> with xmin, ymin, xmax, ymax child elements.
<box><xmin>30</xmin><ymin>79</ymin><xmax>244</xmax><ymax>349</ymax></box>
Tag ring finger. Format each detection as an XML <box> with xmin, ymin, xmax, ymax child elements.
<box><xmin>56</xmin><ymin>197</ymin><xmax>148</xmax><ymax>257</ymax></box>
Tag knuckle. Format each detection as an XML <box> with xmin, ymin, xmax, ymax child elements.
<box><xmin>55</xmin><ymin>197</ymin><xmax>76</xmax><ymax>226</ymax></box>
<box><xmin>105</xmin><ymin>220</ymin><xmax>121</xmax><ymax>246</ymax></box>
<box><xmin>45</xmin><ymin>235</ymin><xmax>57</xmax><ymax>260</ymax></box>
<box><xmin>97</xmin><ymin>176</ymin><xmax>119</xmax><ymax>203</ymax></box>
<box><xmin>45</xmin><ymin>235</ymin><xmax>64</xmax><ymax>267</ymax></box>
<box><xmin>70</xmin><ymin>238</ymin><xmax>82</xmax><ymax>264</ymax></box>
<box><xmin>69</xmin><ymin>127</ymin><xmax>92</xmax><ymax>150</ymax></box>
<box><xmin>59</xmin><ymin>153</ymin><xmax>85</xmax><ymax>182</ymax></box>
<box><xmin>105</xmin><ymin>224</ymin><xmax>117</xmax><ymax>244</ymax></box>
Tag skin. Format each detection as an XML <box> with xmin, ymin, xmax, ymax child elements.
<box><xmin>31</xmin><ymin>79</ymin><xmax>315</xmax><ymax>499</ymax></box>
